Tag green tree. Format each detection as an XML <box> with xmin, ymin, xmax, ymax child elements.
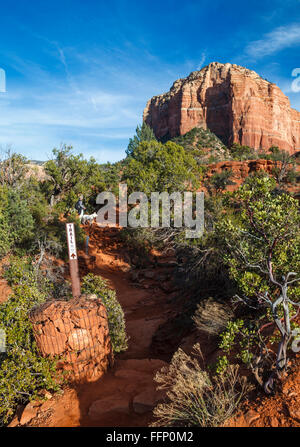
<box><xmin>20</xmin><ymin>177</ymin><xmax>49</xmax><ymax>228</ymax></box>
<box><xmin>229</xmin><ymin>143</ymin><xmax>256</xmax><ymax>161</ymax></box>
<box><xmin>44</xmin><ymin>144</ymin><xmax>105</xmax><ymax>212</ymax></box>
<box><xmin>0</xmin><ymin>187</ymin><xmax>35</xmax><ymax>256</ymax></box>
<box><xmin>171</xmin><ymin>127</ymin><xmax>229</xmax><ymax>163</ymax></box>
<box><xmin>126</xmin><ymin>122</ymin><xmax>156</xmax><ymax>157</ymax></box>
<box><xmin>5</xmin><ymin>189</ymin><xmax>35</xmax><ymax>247</ymax></box>
<box><xmin>123</xmin><ymin>140</ymin><xmax>202</xmax><ymax>194</ymax></box>
<box><xmin>205</xmin><ymin>170</ymin><xmax>234</xmax><ymax>195</ymax></box>
<box><xmin>216</xmin><ymin>175</ymin><xmax>300</xmax><ymax>391</ymax></box>
<box><xmin>0</xmin><ymin>146</ymin><xmax>29</xmax><ymax>187</ymax></box>
<box><xmin>268</xmin><ymin>146</ymin><xmax>297</xmax><ymax>187</ymax></box>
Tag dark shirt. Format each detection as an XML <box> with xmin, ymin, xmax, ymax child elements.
<box><xmin>76</xmin><ymin>200</ymin><xmax>86</xmax><ymax>214</ymax></box>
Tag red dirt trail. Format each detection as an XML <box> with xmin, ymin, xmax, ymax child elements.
<box><xmin>10</xmin><ymin>225</ymin><xmax>179</xmax><ymax>427</ymax></box>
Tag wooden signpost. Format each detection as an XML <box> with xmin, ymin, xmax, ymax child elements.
<box><xmin>66</xmin><ymin>223</ymin><xmax>81</xmax><ymax>298</ymax></box>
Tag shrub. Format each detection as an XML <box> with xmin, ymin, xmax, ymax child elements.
<box><xmin>5</xmin><ymin>189</ymin><xmax>35</xmax><ymax>248</ymax></box>
<box><xmin>0</xmin><ymin>210</ymin><xmax>11</xmax><ymax>258</ymax></box>
<box><xmin>0</xmin><ymin>148</ymin><xmax>29</xmax><ymax>187</ymax></box>
<box><xmin>38</xmin><ymin>211</ymin><xmax>85</xmax><ymax>261</ymax></box>
<box><xmin>151</xmin><ymin>344</ymin><xmax>252</xmax><ymax>427</ymax></box>
<box><xmin>268</xmin><ymin>146</ymin><xmax>298</xmax><ymax>187</ymax></box>
<box><xmin>21</xmin><ymin>177</ymin><xmax>50</xmax><ymax>227</ymax></box>
<box><xmin>229</xmin><ymin>143</ymin><xmax>256</xmax><ymax>160</ymax></box>
<box><xmin>216</xmin><ymin>175</ymin><xmax>300</xmax><ymax>391</ymax></box>
<box><xmin>193</xmin><ymin>297</ymin><xmax>234</xmax><ymax>336</ymax></box>
<box><xmin>0</xmin><ymin>186</ymin><xmax>37</xmax><ymax>257</ymax></box>
<box><xmin>0</xmin><ymin>259</ymin><xmax>62</xmax><ymax>426</ymax></box>
<box><xmin>205</xmin><ymin>170</ymin><xmax>234</xmax><ymax>194</ymax></box>
<box><xmin>215</xmin><ymin>317</ymin><xmax>270</xmax><ymax>385</ymax></box>
<box><xmin>81</xmin><ymin>273</ymin><xmax>128</xmax><ymax>353</ymax></box>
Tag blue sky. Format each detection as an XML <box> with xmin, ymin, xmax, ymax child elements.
<box><xmin>0</xmin><ymin>0</ymin><xmax>300</xmax><ymax>163</ymax></box>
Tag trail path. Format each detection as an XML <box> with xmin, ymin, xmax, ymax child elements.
<box><xmin>19</xmin><ymin>225</ymin><xmax>179</xmax><ymax>427</ymax></box>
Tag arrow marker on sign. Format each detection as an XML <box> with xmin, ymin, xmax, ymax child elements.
<box><xmin>66</xmin><ymin>222</ymin><xmax>81</xmax><ymax>298</ymax></box>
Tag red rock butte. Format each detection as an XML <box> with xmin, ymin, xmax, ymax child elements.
<box><xmin>143</xmin><ymin>62</ymin><xmax>300</xmax><ymax>154</ymax></box>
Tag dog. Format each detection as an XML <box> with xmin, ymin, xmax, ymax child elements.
<box><xmin>81</xmin><ymin>212</ymin><xmax>98</xmax><ymax>225</ymax></box>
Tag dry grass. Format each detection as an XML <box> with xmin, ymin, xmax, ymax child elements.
<box><xmin>192</xmin><ymin>298</ymin><xmax>234</xmax><ymax>336</ymax></box>
<box><xmin>151</xmin><ymin>344</ymin><xmax>252</xmax><ymax>427</ymax></box>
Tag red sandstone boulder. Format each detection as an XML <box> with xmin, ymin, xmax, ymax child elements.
<box><xmin>19</xmin><ymin>401</ymin><xmax>41</xmax><ymax>425</ymax></box>
<box><xmin>38</xmin><ymin>333</ymin><xmax>68</xmax><ymax>356</ymax></box>
<box><xmin>30</xmin><ymin>296</ymin><xmax>114</xmax><ymax>382</ymax></box>
<box><xmin>68</xmin><ymin>328</ymin><xmax>93</xmax><ymax>350</ymax></box>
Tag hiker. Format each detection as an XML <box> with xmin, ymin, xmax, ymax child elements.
<box><xmin>75</xmin><ymin>195</ymin><xmax>86</xmax><ymax>216</ymax></box>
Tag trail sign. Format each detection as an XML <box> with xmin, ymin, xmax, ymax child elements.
<box><xmin>66</xmin><ymin>223</ymin><xmax>81</xmax><ymax>298</ymax></box>
<box><xmin>66</xmin><ymin>223</ymin><xmax>77</xmax><ymax>260</ymax></box>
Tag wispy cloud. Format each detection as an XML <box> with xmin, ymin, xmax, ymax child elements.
<box><xmin>245</xmin><ymin>23</ymin><xmax>300</xmax><ymax>59</ymax></box>
<box><xmin>197</xmin><ymin>52</ymin><xmax>206</xmax><ymax>70</ymax></box>
<box><xmin>0</xmin><ymin>82</ymin><xmax>141</xmax><ymax>161</ymax></box>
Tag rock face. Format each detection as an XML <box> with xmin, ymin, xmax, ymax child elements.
<box><xmin>30</xmin><ymin>295</ymin><xmax>114</xmax><ymax>382</ymax></box>
<box><xmin>205</xmin><ymin>158</ymin><xmax>300</xmax><ymax>192</ymax></box>
<box><xmin>205</xmin><ymin>159</ymin><xmax>278</xmax><ymax>191</ymax></box>
<box><xmin>143</xmin><ymin>62</ymin><xmax>300</xmax><ymax>154</ymax></box>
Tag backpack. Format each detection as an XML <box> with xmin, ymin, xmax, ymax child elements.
<box><xmin>75</xmin><ymin>200</ymin><xmax>81</xmax><ymax>212</ymax></box>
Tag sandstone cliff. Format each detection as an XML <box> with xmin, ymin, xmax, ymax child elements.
<box><xmin>143</xmin><ymin>62</ymin><xmax>300</xmax><ymax>154</ymax></box>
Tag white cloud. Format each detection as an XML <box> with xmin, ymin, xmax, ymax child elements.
<box><xmin>0</xmin><ymin>81</ymin><xmax>138</xmax><ymax>162</ymax></box>
<box><xmin>245</xmin><ymin>23</ymin><xmax>300</xmax><ymax>59</ymax></box>
<box><xmin>197</xmin><ymin>53</ymin><xmax>206</xmax><ymax>70</ymax></box>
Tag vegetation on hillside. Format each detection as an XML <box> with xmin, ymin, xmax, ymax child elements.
<box><xmin>171</xmin><ymin>127</ymin><xmax>229</xmax><ymax>163</ymax></box>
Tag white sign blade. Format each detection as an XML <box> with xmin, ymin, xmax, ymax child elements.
<box><xmin>66</xmin><ymin>223</ymin><xmax>78</xmax><ymax>260</ymax></box>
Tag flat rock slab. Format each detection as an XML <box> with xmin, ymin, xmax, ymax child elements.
<box><xmin>133</xmin><ymin>388</ymin><xmax>165</xmax><ymax>414</ymax></box>
<box><xmin>114</xmin><ymin>369</ymin><xmax>150</xmax><ymax>381</ymax></box>
<box><xmin>116</xmin><ymin>358</ymin><xmax>167</xmax><ymax>373</ymax></box>
<box><xmin>88</xmin><ymin>398</ymin><xmax>129</xmax><ymax>421</ymax></box>
<box><xmin>124</xmin><ymin>318</ymin><xmax>165</xmax><ymax>357</ymax></box>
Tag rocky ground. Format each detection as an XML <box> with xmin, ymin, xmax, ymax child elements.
<box><xmin>224</xmin><ymin>353</ymin><xmax>300</xmax><ymax>427</ymax></box>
